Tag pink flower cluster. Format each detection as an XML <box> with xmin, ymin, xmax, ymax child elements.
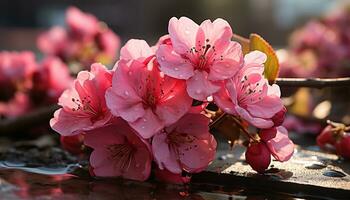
<box><xmin>0</xmin><ymin>51</ymin><xmax>72</xmax><ymax>118</ymax></box>
<box><xmin>51</xmin><ymin>16</ymin><xmax>293</xmax><ymax>182</ymax></box>
<box><xmin>317</xmin><ymin>121</ymin><xmax>350</xmax><ymax>159</ymax></box>
<box><xmin>37</xmin><ymin>7</ymin><xmax>120</xmax><ymax>70</ymax></box>
<box><xmin>279</xmin><ymin>7</ymin><xmax>350</xmax><ymax>78</ymax></box>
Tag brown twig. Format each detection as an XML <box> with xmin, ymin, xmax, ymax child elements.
<box><xmin>0</xmin><ymin>105</ymin><xmax>59</xmax><ymax>135</ymax></box>
<box><xmin>276</xmin><ymin>77</ymin><xmax>350</xmax><ymax>89</ymax></box>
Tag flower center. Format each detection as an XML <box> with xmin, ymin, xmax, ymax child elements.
<box><xmin>185</xmin><ymin>38</ymin><xmax>224</xmax><ymax>72</ymax></box>
<box><xmin>107</xmin><ymin>143</ymin><xmax>134</xmax><ymax>171</ymax></box>
<box><xmin>71</xmin><ymin>96</ymin><xmax>104</xmax><ymax>122</ymax></box>
<box><xmin>238</xmin><ymin>74</ymin><xmax>264</xmax><ymax>106</ymax></box>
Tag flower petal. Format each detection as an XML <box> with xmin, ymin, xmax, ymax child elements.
<box><xmin>120</xmin><ymin>39</ymin><xmax>153</xmax><ymax>61</ymax></box>
<box><xmin>186</xmin><ymin>70</ymin><xmax>220</xmax><ymax>101</ymax></box>
<box><xmin>130</xmin><ymin>108</ymin><xmax>164</xmax><ymax>139</ymax></box>
<box><xmin>168</xmin><ymin>17</ymin><xmax>198</xmax><ymax>54</ymax></box>
<box><xmin>266</xmin><ymin>126</ymin><xmax>294</xmax><ymax>162</ymax></box>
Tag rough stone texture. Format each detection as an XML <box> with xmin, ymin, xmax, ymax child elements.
<box><xmin>192</xmin><ymin>137</ymin><xmax>350</xmax><ymax>199</ymax></box>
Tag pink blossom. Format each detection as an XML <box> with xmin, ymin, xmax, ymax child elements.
<box><xmin>31</xmin><ymin>57</ymin><xmax>73</xmax><ymax>105</ymax></box>
<box><xmin>37</xmin><ymin>7</ymin><xmax>120</xmax><ymax>68</ymax></box>
<box><xmin>0</xmin><ymin>51</ymin><xmax>36</xmax><ymax>117</ymax></box>
<box><xmin>66</xmin><ymin>7</ymin><xmax>99</xmax><ymax>39</ymax></box>
<box><xmin>214</xmin><ymin>51</ymin><xmax>284</xmax><ymax>129</ymax></box>
<box><xmin>37</xmin><ymin>26</ymin><xmax>68</xmax><ymax>57</ymax></box>
<box><xmin>246</xmin><ymin>126</ymin><xmax>294</xmax><ymax>173</ymax></box>
<box><xmin>260</xmin><ymin>126</ymin><xmax>294</xmax><ymax>162</ymax></box>
<box><xmin>106</xmin><ymin>39</ymin><xmax>192</xmax><ymax>139</ymax></box>
<box><xmin>156</xmin><ymin>17</ymin><xmax>243</xmax><ymax>100</ymax></box>
<box><xmin>50</xmin><ymin>63</ymin><xmax>113</xmax><ymax>136</ymax></box>
<box><xmin>152</xmin><ymin>113</ymin><xmax>217</xmax><ymax>174</ymax></box>
<box><xmin>84</xmin><ymin>119</ymin><xmax>152</xmax><ymax>181</ymax></box>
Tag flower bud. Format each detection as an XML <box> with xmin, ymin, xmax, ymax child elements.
<box><xmin>245</xmin><ymin>142</ymin><xmax>271</xmax><ymax>173</ymax></box>
<box><xmin>335</xmin><ymin>135</ymin><xmax>350</xmax><ymax>159</ymax></box>
<box><xmin>272</xmin><ymin>106</ymin><xmax>287</xmax><ymax>127</ymax></box>
<box><xmin>316</xmin><ymin>125</ymin><xmax>336</xmax><ymax>148</ymax></box>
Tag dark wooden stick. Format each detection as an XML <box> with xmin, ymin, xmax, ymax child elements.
<box><xmin>276</xmin><ymin>77</ymin><xmax>350</xmax><ymax>89</ymax></box>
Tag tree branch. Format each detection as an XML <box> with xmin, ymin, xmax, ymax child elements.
<box><xmin>276</xmin><ymin>77</ymin><xmax>350</xmax><ymax>89</ymax></box>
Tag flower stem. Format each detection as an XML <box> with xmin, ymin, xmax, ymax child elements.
<box><xmin>230</xmin><ymin>116</ymin><xmax>259</xmax><ymax>142</ymax></box>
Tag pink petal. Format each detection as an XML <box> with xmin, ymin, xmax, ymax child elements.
<box><xmin>209</xmin><ymin>42</ymin><xmax>243</xmax><ymax>81</ymax></box>
<box><xmin>178</xmin><ymin>134</ymin><xmax>217</xmax><ymax>173</ymax></box>
<box><xmin>50</xmin><ymin>109</ymin><xmax>95</xmax><ymax>136</ymax></box>
<box><xmin>122</xmin><ymin>146</ymin><xmax>152</xmax><ymax>181</ymax></box>
<box><xmin>152</xmin><ymin>133</ymin><xmax>182</xmax><ymax>174</ymax></box>
<box><xmin>198</xmin><ymin>18</ymin><xmax>232</xmax><ymax>54</ymax></box>
<box><xmin>156</xmin><ymin>79</ymin><xmax>192</xmax><ymax>126</ymax></box>
<box><xmin>168</xmin><ymin>17</ymin><xmax>198</xmax><ymax>54</ymax></box>
<box><xmin>120</xmin><ymin>39</ymin><xmax>153</xmax><ymax>61</ymax></box>
<box><xmin>90</xmin><ymin>149</ymin><xmax>122</xmax><ymax>177</ymax></box>
<box><xmin>266</xmin><ymin>126</ymin><xmax>294</xmax><ymax>162</ymax></box>
<box><xmin>173</xmin><ymin>113</ymin><xmax>210</xmax><ymax>139</ymax></box>
<box><xmin>156</xmin><ymin>44</ymin><xmax>194</xmax><ymax>79</ymax></box>
<box><xmin>186</xmin><ymin>70</ymin><xmax>220</xmax><ymax>101</ymax></box>
<box><xmin>246</xmin><ymin>95</ymin><xmax>283</xmax><ymax>119</ymax></box>
<box><xmin>130</xmin><ymin>108</ymin><xmax>164</xmax><ymax>139</ymax></box>
<box><xmin>235</xmin><ymin>106</ymin><xmax>274</xmax><ymax>129</ymax></box>
<box><xmin>84</xmin><ymin>123</ymin><xmax>125</xmax><ymax>148</ymax></box>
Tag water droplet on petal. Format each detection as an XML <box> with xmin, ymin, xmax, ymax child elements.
<box><xmin>184</xmin><ymin>30</ymin><xmax>190</xmax><ymax>35</ymax></box>
<box><xmin>161</xmin><ymin>56</ymin><xmax>165</xmax><ymax>61</ymax></box>
<box><xmin>141</xmin><ymin>126</ymin><xmax>145</xmax><ymax>129</ymax></box>
<box><xmin>174</xmin><ymin>67</ymin><xmax>179</xmax><ymax>71</ymax></box>
<box><xmin>124</xmin><ymin>91</ymin><xmax>129</xmax><ymax>96</ymax></box>
<box><xmin>128</xmin><ymin>71</ymin><xmax>132</xmax><ymax>76</ymax></box>
<box><xmin>143</xmin><ymin>118</ymin><xmax>147</xmax><ymax>122</ymax></box>
<box><xmin>196</xmin><ymin>89</ymin><xmax>201</xmax><ymax>94</ymax></box>
<box><xmin>135</xmin><ymin>163</ymin><xmax>140</xmax><ymax>168</ymax></box>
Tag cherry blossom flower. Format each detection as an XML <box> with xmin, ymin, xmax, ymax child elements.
<box><xmin>105</xmin><ymin>39</ymin><xmax>192</xmax><ymax>139</ymax></box>
<box><xmin>214</xmin><ymin>51</ymin><xmax>284</xmax><ymax>129</ymax></box>
<box><xmin>84</xmin><ymin>119</ymin><xmax>152</xmax><ymax>181</ymax></box>
<box><xmin>152</xmin><ymin>113</ymin><xmax>217</xmax><ymax>174</ymax></box>
<box><xmin>30</xmin><ymin>57</ymin><xmax>73</xmax><ymax>105</ymax></box>
<box><xmin>37</xmin><ymin>7</ymin><xmax>120</xmax><ymax>68</ymax></box>
<box><xmin>50</xmin><ymin>63</ymin><xmax>113</xmax><ymax>136</ymax></box>
<box><xmin>0</xmin><ymin>51</ymin><xmax>36</xmax><ymax>117</ymax></box>
<box><xmin>156</xmin><ymin>17</ymin><xmax>243</xmax><ymax>100</ymax></box>
<box><xmin>246</xmin><ymin>126</ymin><xmax>294</xmax><ymax>173</ymax></box>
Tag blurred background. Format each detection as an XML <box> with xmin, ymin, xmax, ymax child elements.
<box><xmin>0</xmin><ymin>0</ymin><xmax>348</xmax><ymax>50</ymax></box>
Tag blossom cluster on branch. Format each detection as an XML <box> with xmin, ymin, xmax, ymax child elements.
<box><xmin>50</xmin><ymin>16</ymin><xmax>294</xmax><ymax>182</ymax></box>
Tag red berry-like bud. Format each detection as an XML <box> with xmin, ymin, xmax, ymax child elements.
<box><xmin>60</xmin><ymin>134</ymin><xmax>85</xmax><ymax>155</ymax></box>
<box><xmin>245</xmin><ymin>142</ymin><xmax>271</xmax><ymax>173</ymax></box>
<box><xmin>335</xmin><ymin>135</ymin><xmax>350</xmax><ymax>159</ymax></box>
<box><xmin>316</xmin><ymin>125</ymin><xmax>336</xmax><ymax>148</ymax></box>
<box><xmin>272</xmin><ymin>106</ymin><xmax>287</xmax><ymax>127</ymax></box>
<box><xmin>259</xmin><ymin>128</ymin><xmax>277</xmax><ymax>142</ymax></box>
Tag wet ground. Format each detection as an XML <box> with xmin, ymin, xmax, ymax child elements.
<box><xmin>0</xmin><ymin>134</ymin><xmax>349</xmax><ymax>200</ymax></box>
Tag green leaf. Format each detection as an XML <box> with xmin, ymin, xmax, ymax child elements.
<box><xmin>249</xmin><ymin>33</ymin><xmax>279</xmax><ymax>83</ymax></box>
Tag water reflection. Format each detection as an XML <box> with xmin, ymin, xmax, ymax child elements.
<box><xmin>0</xmin><ymin>168</ymin><xmax>305</xmax><ymax>200</ymax></box>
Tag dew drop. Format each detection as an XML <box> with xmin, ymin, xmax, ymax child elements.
<box><xmin>174</xmin><ymin>67</ymin><xmax>179</xmax><ymax>71</ymax></box>
<box><xmin>184</xmin><ymin>29</ymin><xmax>190</xmax><ymax>35</ymax></box>
<box><xmin>161</xmin><ymin>56</ymin><xmax>165</xmax><ymax>61</ymax></box>
<box><xmin>128</xmin><ymin>71</ymin><xmax>132</xmax><ymax>76</ymax></box>
<box><xmin>143</xmin><ymin>118</ymin><xmax>147</xmax><ymax>122</ymax></box>
<box><xmin>195</xmin><ymin>89</ymin><xmax>201</xmax><ymax>94</ymax></box>
<box><xmin>124</xmin><ymin>91</ymin><xmax>129</xmax><ymax>96</ymax></box>
<box><xmin>141</xmin><ymin>126</ymin><xmax>145</xmax><ymax>129</ymax></box>
<box><xmin>323</xmin><ymin>170</ymin><xmax>346</xmax><ymax>177</ymax></box>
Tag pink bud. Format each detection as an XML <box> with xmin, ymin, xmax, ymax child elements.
<box><xmin>272</xmin><ymin>106</ymin><xmax>287</xmax><ymax>127</ymax></box>
<box><xmin>259</xmin><ymin>128</ymin><xmax>277</xmax><ymax>142</ymax></box>
<box><xmin>316</xmin><ymin>125</ymin><xmax>336</xmax><ymax>148</ymax></box>
<box><xmin>245</xmin><ymin>142</ymin><xmax>271</xmax><ymax>173</ymax></box>
<box><xmin>335</xmin><ymin>135</ymin><xmax>350</xmax><ymax>159</ymax></box>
